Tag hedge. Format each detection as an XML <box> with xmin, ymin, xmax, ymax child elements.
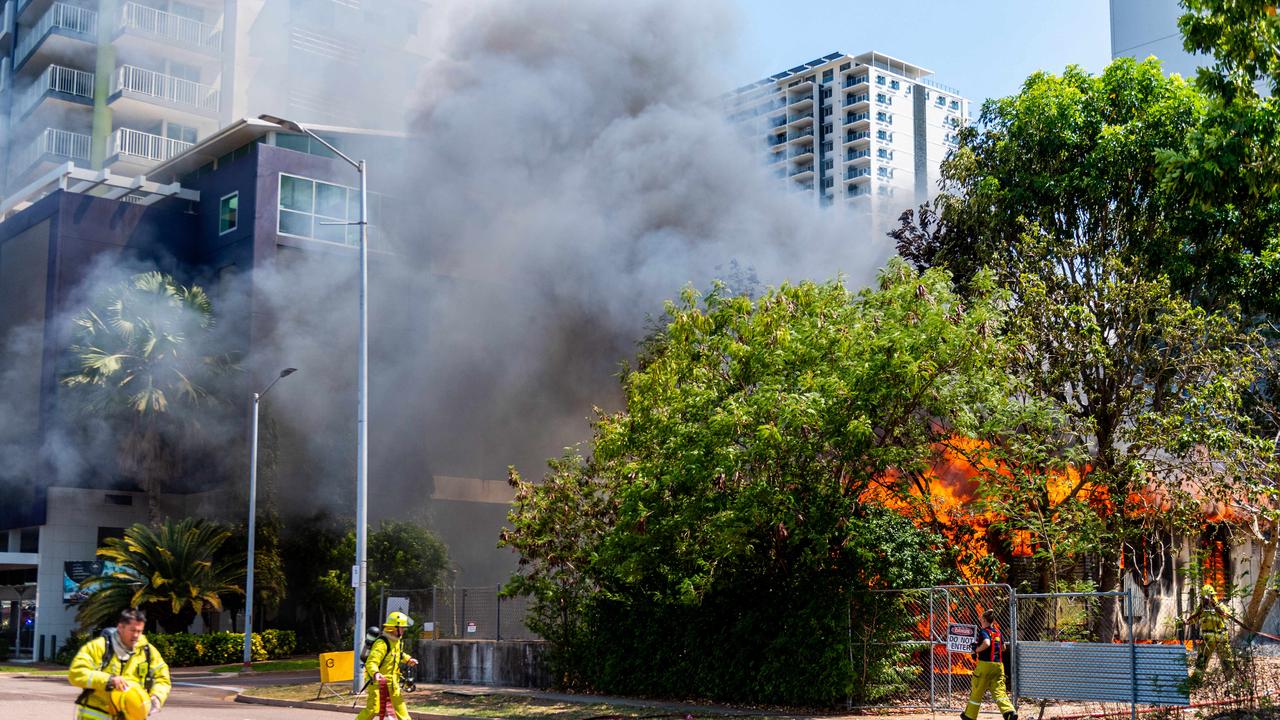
<box><xmin>144</xmin><ymin>630</ymin><xmax>297</xmax><ymax>667</ymax></box>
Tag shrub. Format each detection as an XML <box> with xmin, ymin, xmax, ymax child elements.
<box><xmin>147</xmin><ymin>631</ymin><xmax>266</xmax><ymax>666</ymax></box>
<box><xmin>259</xmin><ymin>629</ymin><xmax>296</xmax><ymax>659</ymax></box>
<box><xmin>55</xmin><ymin>631</ymin><xmax>92</xmax><ymax>666</ymax></box>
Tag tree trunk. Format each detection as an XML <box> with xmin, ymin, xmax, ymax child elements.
<box><xmin>1098</xmin><ymin>554</ymin><xmax>1121</xmax><ymax>642</ymax></box>
<box><xmin>1244</xmin><ymin>536</ymin><xmax>1278</xmax><ymax>631</ymax></box>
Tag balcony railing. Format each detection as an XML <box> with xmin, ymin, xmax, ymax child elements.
<box><xmin>846</xmin><ymin>112</ymin><xmax>869</xmax><ymax>123</ymax></box>
<box><xmin>845</xmin><ymin>93</ymin><xmax>869</xmax><ymax>105</ymax></box>
<box><xmin>120</xmin><ymin>2</ymin><xmax>221</xmax><ymax>52</ymax></box>
<box><xmin>13</xmin><ymin>64</ymin><xmax>93</xmax><ymax>117</ymax></box>
<box><xmin>113</xmin><ymin>65</ymin><xmax>219</xmax><ymax>112</ymax></box>
<box><xmin>15</xmin><ymin>2</ymin><xmax>97</xmax><ymax>62</ymax></box>
<box><xmin>786</xmin><ymin>128</ymin><xmax>813</xmax><ymax>141</ymax></box>
<box><xmin>846</xmin><ymin>149</ymin><xmax>870</xmax><ymax>161</ymax></box>
<box><xmin>788</xmin><ymin>93</ymin><xmax>812</xmax><ymax>105</ymax></box>
<box><xmin>13</xmin><ymin>127</ymin><xmax>91</xmax><ymax>174</ymax></box>
<box><xmin>844</xmin><ymin>76</ymin><xmax>867</xmax><ymax>88</ymax></box>
<box><xmin>846</xmin><ymin>167</ymin><xmax>871</xmax><ymax>179</ymax></box>
<box><xmin>790</xmin><ymin>146</ymin><xmax>813</xmax><ymax>158</ymax></box>
<box><xmin>110</xmin><ymin>127</ymin><xmax>193</xmax><ymax>162</ymax></box>
<box><xmin>845</xmin><ymin>131</ymin><xmax>870</xmax><ymax>142</ymax></box>
<box><xmin>790</xmin><ymin>163</ymin><xmax>814</xmax><ymax>176</ymax></box>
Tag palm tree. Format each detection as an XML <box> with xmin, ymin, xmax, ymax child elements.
<box><xmin>62</xmin><ymin>271</ymin><xmax>236</xmax><ymax>521</ymax></box>
<box><xmin>76</xmin><ymin>519</ymin><xmax>245</xmax><ymax>633</ymax></box>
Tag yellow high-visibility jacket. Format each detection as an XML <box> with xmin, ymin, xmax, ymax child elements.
<box><xmin>363</xmin><ymin>633</ymin><xmax>414</xmax><ymax>691</ymax></box>
<box><xmin>68</xmin><ymin>632</ymin><xmax>171</xmax><ymax>716</ymax></box>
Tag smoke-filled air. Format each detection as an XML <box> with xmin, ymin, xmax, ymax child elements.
<box><xmin>0</xmin><ymin>0</ymin><xmax>901</xmax><ymax>584</ymax></box>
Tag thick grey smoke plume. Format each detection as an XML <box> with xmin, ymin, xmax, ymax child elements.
<box><xmin>388</xmin><ymin>0</ymin><xmax>888</xmax><ymax>467</ymax></box>
<box><xmin>0</xmin><ymin>0</ymin><xmax>900</xmax><ymax>583</ymax></box>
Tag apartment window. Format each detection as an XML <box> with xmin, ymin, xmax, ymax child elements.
<box><xmin>875</xmin><ymin>93</ymin><xmax>886</xmax><ymax>103</ymax></box>
<box><xmin>170</xmin><ymin>1</ymin><xmax>204</xmax><ymax>22</ymax></box>
<box><xmin>877</xmin><ymin>148</ymin><xmax>892</xmax><ymax>159</ymax></box>
<box><xmin>219</xmin><ymin>192</ymin><xmax>238</xmax><ymax>234</ymax></box>
<box><xmin>937</xmin><ymin>95</ymin><xmax>947</xmax><ymax>106</ymax></box>
<box><xmin>821</xmin><ymin>140</ymin><xmax>833</xmax><ymax>152</ymax></box>
<box><xmin>166</xmin><ymin>122</ymin><xmax>197</xmax><ymax>145</ymax></box>
<box><xmin>278</xmin><ymin>173</ymin><xmax>366</xmax><ymax>245</ymax></box>
<box><xmin>877</xmin><ymin>130</ymin><xmax>892</xmax><ymax>141</ymax></box>
<box><xmin>821</xmin><ymin>122</ymin><xmax>832</xmax><ymax>134</ymax></box>
<box><xmin>822</xmin><ymin>177</ymin><xmax>834</xmax><ymax>189</ymax></box>
<box><xmin>890</xmin><ymin>80</ymin><xmax>900</xmax><ymax>90</ymax></box>
<box><xmin>19</xmin><ymin>528</ymin><xmax>38</xmax><ymax>553</ymax></box>
<box><xmin>839</xmin><ymin>62</ymin><xmax>851</xmax><ymax>71</ymax></box>
<box><xmin>820</xmin><ymin>106</ymin><xmax>832</xmax><ymax>118</ymax></box>
<box><xmin>820</xmin><ymin>86</ymin><xmax>832</xmax><ymax>99</ymax></box>
<box><xmin>950</xmin><ymin>100</ymin><xmax>960</xmax><ymax>110</ymax></box>
<box><xmin>167</xmin><ymin>61</ymin><xmax>201</xmax><ymax>83</ymax></box>
<box><xmin>876</xmin><ymin>111</ymin><xmax>888</xmax><ymax>122</ymax></box>
<box><xmin>821</xmin><ymin>158</ymin><xmax>833</xmax><ymax>171</ymax></box>
<box><xmin>876</xmin><ymin>75</ymin><xmax>885</xmax><ymax>85</ymax></box>
<box><xmin>822</xmin><ymin>69</ymin><xmax>833</xmax><ymax>82</ymax></box>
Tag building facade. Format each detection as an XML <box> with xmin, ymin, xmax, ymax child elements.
<box><xmin>1109</xmin><ymin>0</ymin><xmax>1206</xmax><ymax>79</ymax></box>
<box><xmin>0</xmin><ymin>0</ymin><xmax>429</xmax><ymax>196</ymax></box>
<box><xmin>725</xmin><ymin>51</ymin><xmax>968</xmax><ymax>213</ymax></box>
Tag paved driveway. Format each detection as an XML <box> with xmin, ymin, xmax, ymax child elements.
<box><xmin>2</xmin><ymin>672</ymin><xmax>349</xmax><ymax>719</ymax></box>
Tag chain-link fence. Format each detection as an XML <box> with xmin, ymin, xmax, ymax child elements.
<box><xmin>378</xmin><ymin>587</ymin><xmax>539</xmax><ymax>641</ymax></box>
<box><xmin>850</xmin><ymin>584</ymin><xmax>1013</xmax><ymax>710</ymax></box>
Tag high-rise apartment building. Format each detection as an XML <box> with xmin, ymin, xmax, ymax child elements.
<box><xmin>0</xmin><ymin>0</ymin><xmax>428</xmax><ymax>195</ymax></box>
<box><xmin>1110</xmin><ymin>0</ymin><xmax>1205</xmax><ymax>79</ymax></box>
<box><xmin>726</xmin><ymin>51</ymin><xmax>968</xmax><ymax>211</ymax></box>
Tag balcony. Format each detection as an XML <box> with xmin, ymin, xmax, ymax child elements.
<box><xmin>846</xmin><ymin>167</ymin><xmax>871</xmax><ymax>180</ymax></box>
<box><xmin>845</xmin><ymin>93</ymin><xmax>869</xmax><ymax>107</ymax></box>
<box><xmin>12</xmin><ymin>63</ymin><xmax>93</xmax><ymax>119</ymax></box>
<box><xmin>844</xmin><ymin>75</ymin><xmax>868</xmax><ymax>88</ymax></box>
<box><xmin>845</xmin><ymin>111</ymin><xmax>870</xmax><ymax>126</ymax></box>
<box><xmin>844</xmin><ymin>130</ymin><xmax>871</xmax><ymax>146</ymax></box>
<box><xmin>788</xmin><ymin>93</ymin><xmax>813</xmax><ymax>109</ymax></box>
<box><xmin>0</xmin><ymin>1</ymin><xmax>15</xmax><ymax>52</ymax></box>
<box><xmin>786</xmin><ymin>127</ymin><xmax>813</xmax><ymax>143</ymax></box>
<box><xmin>11</xmin><ymin>126</ymin><xmax>90</xmax><ymax>180</ymax></box>
<box><xmin>15</xmin><ymin>2</ymin><xmax>97</xmax><ymax>69</ymax></box>
<box><xmin>110</xmin><ymin>64</ymin><xmax>219</xmax><ymax>121</ymax></box>
<box><xmin>786</xmin><ymin>112</ymin><xmax>812</xmax><ymax>127</ymax></box>
<box><xmin>110</xmin><ymin>127</ymin><xmax>192</xmax><ymax>162</ymax></box>
<box><xmin>790</xmin><ymin>145</ymin><xmax>813</xmax><ymax>160</ymax></box>
<box><xmin>117</xmin><ymin>2</ymin><xmax>222</xmax><ymax>58</ymax></box>
<box><xmin>845</xmin><ymin>149</ymin><xmax>870</xmax><ymax>161</ymax></box>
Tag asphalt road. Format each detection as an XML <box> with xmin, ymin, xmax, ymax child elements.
<box><xmin>1</xmin><ymin>671</ymin><xmax>347</xmax><ymax>719</ymax></box>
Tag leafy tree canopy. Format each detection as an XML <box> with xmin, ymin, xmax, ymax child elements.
<box><xmin>502</xmin><ymin>264</ymin><xmax>1027</xmax><ymax>703</ymax></box>
<box><xmin>77</xmin><ymin>518</ymin><xmax>244</xmax><ymax>634</ymax></box>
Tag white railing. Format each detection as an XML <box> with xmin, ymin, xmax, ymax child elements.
<box><xmin>110</xmin><ymin>127</ymin><xmax>192</xmax><ymax>162</ymax></box>
<box><xmin>16</xmin><ymin>3</ymin><xmax>97</xmax><ymax>61</ymax></box>
<box><xmin>120</xmin><ymin>2</ymin><xmax>220</xmax><ymax>52</ymax></box>
<box><xmin>12</xmin><ymin>127</ymin><xmax>91</xmax><ymax>175</ymax></box>
<box><xmin>113</xmin><ymin>65</ymin><xmax>219</xmax><ymax>112</ymax></box>
<box><xmin>13</xmin><ymin>64</ymin><xmax>94</xmax><ymax>117</ymax></box>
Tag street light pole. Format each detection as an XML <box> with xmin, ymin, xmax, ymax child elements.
<box><xmin>243</xmin><ymin>367</ymin><xmax>296</xmax><ymax>669</ymax></box>
<box><xmin>256</xmin><ymin>116</ymin><xmax>370</xmax><ymax>693</ymax></box>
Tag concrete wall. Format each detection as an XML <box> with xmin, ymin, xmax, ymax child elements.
<box><xmin>413</xmin><ymin>639</ymin><xmax>550</xmax><ymax>688</ymax></box>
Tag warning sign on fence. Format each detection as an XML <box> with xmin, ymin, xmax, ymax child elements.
<box><xmin>947</xmin><ymin>623</ymin><xmax>977</xmax><ymax>653</ymax></box>
<box><xmin>466</xmin><ymin>621</ymin><xmax>477</xmax><ymax>634</ymax></box>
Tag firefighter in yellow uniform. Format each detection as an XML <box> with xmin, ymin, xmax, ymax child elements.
<box><xmin>356</xmin><ymin>611</ymin><xmax>419</xmax><ymax>720</ymax></box>
<box><xmin>1189</xmin><ymin>583</ymin><xmax>1235</xmax><ymax>687</ymax></box>
<box><xmin>962</xmin><ymin>609</ymin><xmax>1016</xmax><ymax>720</ymax></box>
<box><xmin>68</xmin><ymin>608</ymin><xmax>171</xmax><ymax>720</ymax></box>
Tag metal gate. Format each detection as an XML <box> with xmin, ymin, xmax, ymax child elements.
<box><xmin>850</xmin><ymin>584</ymin><xmax>1013</xmax><ymax>710</ymax></box>
<box><xmin>851</xmin><ymin>587</ymin><xmax>1188</xmax><ymax>714</ymax></box>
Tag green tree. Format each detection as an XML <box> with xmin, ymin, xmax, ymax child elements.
<box><xmin>503</xmin><ymin>263</ymin><xmax>1026</xmax><ymax>704</ymax></box>
<box><xmin>892</xmin><ymin>58</ymin><xmax>1263</xmax><ymax>635</ymax></box>
<box><xmin>368</xmin><ymin>520</ymin><xmax>450</xmax><ymax>597</ymax></box>
<box><xmin>77</xmin><ymin>518</ymin><xmax>244</xmax><ymax>633</ymax></box>
<box><xmin>62</xmin><ymin>271</ymin><xmax>237</xmax><ymax>522</ymax></box>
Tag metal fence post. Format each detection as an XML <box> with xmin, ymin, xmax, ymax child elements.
<box><xmin>432</xmin><ymin>586</ymin><xmax>437</xmax><ymax>638</ymax></box>
<box><xmin>1127</xmin><ymin>589</ymin><xmax>1136</xmax><ymax>720</ymax></box>
<box><xmin>928</xmin><ymin>590</ymin><xmax>936</xmax><ymax>712</ymax></box>
<box><xmin>496</xmin><ymin>584</ymin><xmax>502</xmax><ymax>641</ymax></box>
<box><xmin>379</xmin><ymin>587</ymin><xmax>386</xmax><ymax>625</ymax></box>
<box><xmin>1009</xmin><ymin>588</ymin><xmax>1018</xmax><ymax>709</ymax></box>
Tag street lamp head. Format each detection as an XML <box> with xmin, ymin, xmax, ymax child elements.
<box><xmin>258</xmin><ymin>114</ymin><xmax>305</xmax><ymax>134</ymax></box>
<box><xmin>280</xmin><ymin>368</ymin><xmax>298</xmax><ymax>378</ymax></box>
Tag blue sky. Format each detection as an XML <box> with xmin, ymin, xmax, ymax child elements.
<box><xmin>727</xmin><ymin>1</ymin><xmax>1113</xmax><ymax>107</ymax></box>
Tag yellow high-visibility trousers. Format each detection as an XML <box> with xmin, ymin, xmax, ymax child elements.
<box><xmin>354</xmin><ymin>682</ymin><xmax>409</xmax><ymax>720</ymax></box>
<box><xmin>963</xmin><ymin>660</ymin><xmax>1015</xmax><ymax>720</ymax></box>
